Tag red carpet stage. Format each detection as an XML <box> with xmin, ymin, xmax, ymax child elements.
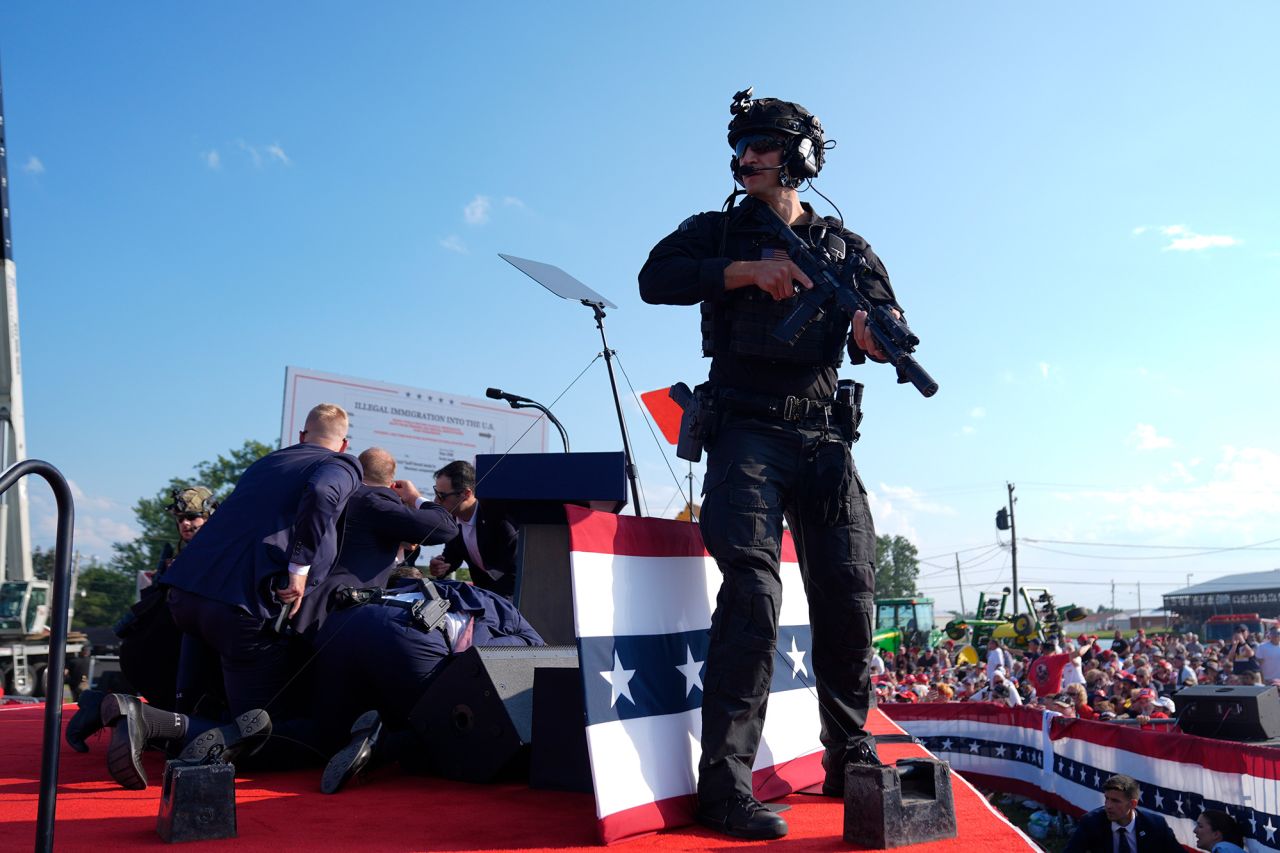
<box><xmin>1</xmin><ymin>703</ymin><xmax>1033</xmax><ymax>851</ymax></box>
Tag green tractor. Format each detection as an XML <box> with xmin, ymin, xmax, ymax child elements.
<box><xmin>943</xmin><ymin>586</ymin><xmax>1087</xmax><ymax>663</ymax></box>
<box><xmin>873</xmin><ymin>597</ymin><xmax>942</xmax><ymax>654</ymax></box>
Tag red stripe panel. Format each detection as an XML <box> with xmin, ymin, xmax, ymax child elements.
<box><xmin>566</xmin><ymin>506</ymin><xmax>798</xmax><ymax>562</ymax></box>
<box><xmin>883</xmin><ymin>701</ymin><xmax>1047</xmax><ymax>732</ymax></box>
<box><xmin>1048</xmin><ymin>715</ymin><xmax>1280</xmax><ymax>780</ymax></box>
<box><xmin>883</xmin><ymin>703</ymin><xmax>1280</xmax><ymax>780</ymax></box>
<box><xmin>596</xmin><ymin>753</ymin><xmax>823</xmax><ymax>844</ymax></box>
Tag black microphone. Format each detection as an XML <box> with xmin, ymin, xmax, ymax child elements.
<box><xmin>737</xmin><ymin>164</ymin><xmax>783</xmax><ymax>176</ymax></box>
<box><xmin>486</xmin><ymin>387</ymin><xmax>531</xmax><ymax>404</ymax></box>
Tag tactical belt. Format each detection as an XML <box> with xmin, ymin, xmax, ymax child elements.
<box><xmin>331</xmin><ymin>583</ymin><xmax>452</xmax><ymax>638</ymax></box>
<box><xmin>717</xmin><ymin>387</ymin><xmax>833</xmax><ymax>423</ymax></box>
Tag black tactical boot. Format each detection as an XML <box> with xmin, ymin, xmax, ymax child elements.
<box><xmin>695</xmin><ymin>794</ymin><xmax>788</xmax><ymax>840</ymax></box>
<box><xmin>821</xmin><ymin>738</ymin><xmax>884</xmax><ymax>797</ymax></box>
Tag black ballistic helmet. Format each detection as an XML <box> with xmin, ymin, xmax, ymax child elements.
<box><xmin>727</xmin><ymin>87</ymin><xmax>826</xmax><ymax>188</ymax></box>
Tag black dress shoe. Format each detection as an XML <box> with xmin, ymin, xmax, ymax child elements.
<box><xmin>321</xmin><ymin>710</ymin><xmax>382</xmax><ymax>794</ymax></box>
<box><xmin>178</xmin><ymin>709</ymin><xmax>272</xmax><ymax>766</ymax></box>
<box><xmin>695</xmin><ymin>794</ymin><xmax>788</xmax><ymax>840</ymax></box>
<box><xmin>66</xmin><ymin>689</ymin><xmax>106</xmax><ymax>753</ymax></box>
<box><xmin>100</xmin><ymin>694</ymin><xmax>149</xmax><ymax>790</ymax></box>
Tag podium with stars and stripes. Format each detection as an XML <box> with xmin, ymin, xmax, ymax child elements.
<box><xmin>564</xmin><ymin>506</ymin><xmax>826</xmax><ymax>844</ymax></box>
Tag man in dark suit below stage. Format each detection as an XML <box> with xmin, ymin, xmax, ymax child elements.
<box><xmin>293</xmin><ymin>446</ymin><xmax>459</xmax><ymax>636</ymax></box>
<box><xmin>428</xmin><ymin>460</ymin><xmax>518</xmax><ymax>598</ymax></box>
<box><xmin>1064</xmin><ymin>774</ymin><xmax>1183</xmax><ymax>853</ymax></box>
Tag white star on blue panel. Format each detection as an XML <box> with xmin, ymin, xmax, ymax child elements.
<box><xmin>676</xmin><ymin>646</ymin><xmax>704</xmax><ymax>697</ymax></box>
<box><xmin>599</xmin><ymin>651</ymin><xmax>636</xmax><ymax>708</ymax></box>
<box><xmin>785</xmin><ymin>636</ymin><xmax>808</xmax><ymax>679</ymax></box>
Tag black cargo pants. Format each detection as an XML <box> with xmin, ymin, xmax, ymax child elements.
<box><xmin>696</xmin><ymin>411</ymin><xmax>876</xmax><ymax>803</ymax></box>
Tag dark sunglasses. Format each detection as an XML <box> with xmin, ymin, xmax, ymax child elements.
<box><xmin>734</xmin><ymin>134</ymin><xmax>788</xmax><ymax>160</ymax></box>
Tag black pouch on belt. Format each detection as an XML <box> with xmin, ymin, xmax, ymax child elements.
<box><xmin>807</xmin><ymin>440</ymin><xmax>854</xmax><ymax>527</ymax></box>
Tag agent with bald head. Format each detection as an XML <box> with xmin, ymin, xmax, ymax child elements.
<box><xmin>295</xmin><ymin>447</ymin><xmax>459</xmax><ymax>635</ymax></box>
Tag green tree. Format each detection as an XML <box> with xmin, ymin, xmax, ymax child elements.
<box><xmin>72</xmin><ymin>562</ymin><xmax>136</xmax><ymax>628</ymax></box>
<box><xmin>109</xmin><ymin>439</ymin><xmax>274</xmax><ymax>577</ymax></box>
<box><xmin>874</xmin><ymin>534</ymin><xmax>920</xmax><ymax>598</ymax></box>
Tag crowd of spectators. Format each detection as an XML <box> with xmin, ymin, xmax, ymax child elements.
<box><xmin>872</xmin><ymin>622</ymin><xmax>1280</xmax><ymax>724</ymax></box>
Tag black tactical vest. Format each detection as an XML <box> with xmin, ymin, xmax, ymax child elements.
<box><xmin>700</xmin><ymin>206</ymin><xmax>849</xmax><ymax>367</ymax></box>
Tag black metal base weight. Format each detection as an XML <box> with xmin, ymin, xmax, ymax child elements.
<box><xmin>156</xmin><ymin>760</ymin><xmax>237</xmax><ymax>843</ymax></box>
<box><xmin>843</xmin><ymin>758</ymin><xmax>957</xmax><ymax>848</ymax></box>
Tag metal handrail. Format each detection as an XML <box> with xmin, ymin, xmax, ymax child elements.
<box><xmin>0</xmin><ymin>460</ymin><xmax>75</xmax><ymax>853</ymax></box>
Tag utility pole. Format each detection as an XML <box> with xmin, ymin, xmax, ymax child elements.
<box><xmin>1111</xmin><ymin>580</ymin><xmax>1116</xmax><ymax>613</ymax></box>
<box><xmin>1137</xmin><ymin>582</ymin><xmax>1142</xmax><ymax>632</ymax></box>
<box><xmin>954</xmin><ymin>552</ymin><xmax>967</xmax><ymax>618</ymax></box>
<box><xmin>994</xmin><ymin>483</ymin><xmax>1018</xmax><ymax>615</ymax></box>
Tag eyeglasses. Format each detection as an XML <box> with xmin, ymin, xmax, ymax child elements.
<box><xmin>433</xmin><ymin>489</ymin><xmax>462</xmax><ymax>501</ymax></box>
<box><xmin>734</xmin><ymin>133</ymin><xmax>788</xmax><ymax>160</ymax></box>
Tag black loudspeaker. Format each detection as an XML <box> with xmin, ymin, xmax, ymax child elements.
<box><xmin>1177</xmin><ymin>684</ymin><xmax>1280</xmax><ymax>741</ymax></box>
<box><xmin>530</xmin><ymin>666</ymin><xmax>592</xmax><ymax>792</ymax></box>
<box><xmin>409</xmin><ymin>645</ymin><xmax>579</xmax><ymax>782</ymax></box>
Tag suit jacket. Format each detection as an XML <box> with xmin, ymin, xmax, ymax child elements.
<box><xmin>1064</xmin><ymin>807</ymin><xmax>1183</xmax><ymax>853</ymax></box>
<box><xmin>296</xmin><ymin>484</ymin><xmax>458</xmax><ymax>633</ymax></box>
<box><xmin>439</xmin><ymin>501</ymin><xmax>518</xmax><ymax>597</ymax></box>
<box><xmin>162</xmin><ymin>442</ymin><xmax>363</xmax><ymax>620</ymax></box>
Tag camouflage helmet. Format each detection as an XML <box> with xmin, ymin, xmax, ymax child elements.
<box><xmin>167</xmin><ymin>486</ymin><xmax>218</xmax><ymax>518</ymax></box>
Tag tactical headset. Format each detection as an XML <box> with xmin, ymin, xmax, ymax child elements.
<box><xmin>727</xmin><ymin>87</ymin><xmax>826</xmax><ymax>189</ymax></box>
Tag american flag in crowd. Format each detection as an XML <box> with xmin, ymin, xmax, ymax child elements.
<box><xmin>566</xmin><ymin>506</ymin><xmax>825</xmax><ymax>844</ymax></box>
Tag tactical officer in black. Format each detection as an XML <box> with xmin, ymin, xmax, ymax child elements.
<box><xmin>639</xmin><ymin>90</ymin><xmax>902</xmax><ymax>840</ymax></box>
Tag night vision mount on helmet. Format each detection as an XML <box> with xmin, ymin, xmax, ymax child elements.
<box><xmin>727</xmin><ymin>86</ymin><xmax>828</xmax><ymax>189</ymax></box>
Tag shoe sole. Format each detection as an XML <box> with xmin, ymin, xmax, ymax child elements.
<box><xmin>321</xmin><ymin>711</ymin><xmax>381</xmax><ymax>795</ymax></box>
<box><xmin>105</xmin><ymin>718</ymin><xmax>147</xmax><ymax>790</ymax></box>
<box><xmin>178</xmin><ymin>710</ymin><xmax>272</xmax><ymax>765</ymax></box>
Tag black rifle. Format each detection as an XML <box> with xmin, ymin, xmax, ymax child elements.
<box><xmin>756</xmin><ymin>205</ymin><xmax>938</xmax><ymax>398</ymax></box>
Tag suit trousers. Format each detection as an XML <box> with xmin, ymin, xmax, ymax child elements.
<box><xmin>696</xmin><ymin>413</ymin><xmax>877</xmax><ymax>803</ymax></box>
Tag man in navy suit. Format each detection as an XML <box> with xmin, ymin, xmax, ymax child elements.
<box><xmin>428</xmin><ymin>460</ymin><xmax>518</xmax><ymax>598</ymax></box>
<box><xmin>1065</xmin><ymin>774</ymin><xmax>1183</xmax><ymax>853</ymax></box>
<box><xmin>163</xmin><ymin>403</ymin><xmax>363</xmax><ymax>721</ymax></box>
<box><xmin>294</xmin><ymin>446</ymin><xmax>459</xmax><ymax>636</ymax></box>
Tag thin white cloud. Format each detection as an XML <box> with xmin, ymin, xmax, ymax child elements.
<box><xmin>1056</xmin><ymin>446</ymin><xmax>1280</xmax><ymax>537</ymax></box>
<box><xmin>22</xmin><ymin>156</ymin><xmax>45</xmax><ymax>174</ymax></box>
<box><xmin>266</xmin><ymin>144</ymin><xmax>291</xmax><ymax>166</ymax></box>
<box><xmin>464</xmin><ymin>195</ymin><xmax>492</xmax><ymax>225</ymax></box>
<box><xmin>1136</xmin><ymin>224</ymin><xmax>1243</xmax><ymax>252</ymax></box>
<box><xmin>877</xmin><ymin>484</ymin><xmax>958</xmax><ymax>516</ymax></box>
<box><xmin>961</xmin><ymin>425</ymin><xmax>976</xmax><ymax>435</ymax></box>
<box><xmin>204</xmin><ymin>150</ymin><xmax>221</xmax><ymax>170</ymax></box>
<box><xmin>237</xmin><ymin>140</ymin><xmax>263</xmax><ymax>168</ymax></box>
<box><xmin>439</xmin><ymin>234</ymin><xmax>468</xmax><ymax>254</ymax></box>
<box><xmin>1039</xmin><ymin>362</ymin><xmax>1050</xmax><ymax>379</ymax></box>
<box><xmin>30</xmin><ymin>485</ymin><xmax>136</xmax><ymax>562</ymax></box>
<box><xmin>970</xmin><ymin>407</ymin><xmax>985</xmax><ymax>418</ymax></box>
<box><xmin>1131</xmin><ymin>423</ymin><xmax>1174</xmax><ymax>451</ymax></box>
<box><xmin>502</xmin><ymin>196</ymin><xmax>526</xmax><ymax>208</ymax></box>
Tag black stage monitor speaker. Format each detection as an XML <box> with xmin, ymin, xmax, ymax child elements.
<box><xmin>410</xmin><ymin>645</ymin><xmax>579</xmax><ymax>782</ymax></box>
<box><xmin>1177</xmin><ymin>684</ymin><xmax>1280</xmax><ymax>741</ymax></box>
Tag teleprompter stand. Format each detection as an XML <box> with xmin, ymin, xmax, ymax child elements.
<box><xmin>498</xmin><ymin>254</ymin><xmax>642</xmax><ymax>516</ymax></box>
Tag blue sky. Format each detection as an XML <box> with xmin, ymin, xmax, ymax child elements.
<box><xmin>3</xmin><ymin>3</ymin><xmax>1278</xmax><ymax>615</ymax></box>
